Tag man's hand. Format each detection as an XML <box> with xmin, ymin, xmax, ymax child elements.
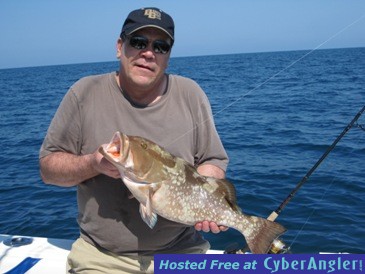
<box><xmin>195</xmin><ymin>221</ymin><xmax>228</xmax><ymax>233</ymax></box>
<box><xmin>92</xmin><ymin>149</ymin><xmax>120</xmax><ymax>179</ymax></box>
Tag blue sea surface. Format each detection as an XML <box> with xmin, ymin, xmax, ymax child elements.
<box><xmin>0</xmin><ymin>48</ymin><xmax>364</xmax><ymax>253</ymax></box>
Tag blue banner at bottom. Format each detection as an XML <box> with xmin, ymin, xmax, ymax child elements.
<box><xmin>154</xmin><ymin>254</ymin><xmax>364</xmax><ymax>274</ymax></box>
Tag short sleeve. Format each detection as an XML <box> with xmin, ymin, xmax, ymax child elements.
<box><xmin>39</xmin><ymin>87</ymin><xmax>82</xmax><ymax>158</ymax></box>
<box><xmin>192</xmin><ymin>85</ymin><xmax>229</xmax><ymax>171</ymax></box>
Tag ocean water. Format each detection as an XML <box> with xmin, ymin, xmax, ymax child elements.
<box><xmin>0</xmin><ymin>48</ymin><xmax>364</xmax><ymax>254</ymax></box>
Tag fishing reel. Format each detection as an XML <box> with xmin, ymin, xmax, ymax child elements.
<box><xmin>268</xmin><ymin>238</ymin><xmax>290</xmax><ymax>254</ymax></box>
<box><xmin>224</xmin><ymin>238</ymin><xmax>290</xmax><ymax>254</ymax></box>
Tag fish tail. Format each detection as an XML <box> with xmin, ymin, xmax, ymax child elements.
<box><xmin>242</xmin><ymin>216</ymin><xmax>286</xmax><ymax>254</ymax></box>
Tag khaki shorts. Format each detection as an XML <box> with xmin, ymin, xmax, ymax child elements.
<box><xmin>67</xmin><ymin>237</ymin><xmax>210</xmax><ymax>274</ymax></box>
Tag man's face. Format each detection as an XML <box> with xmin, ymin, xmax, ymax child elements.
<box><xmin>118</xmin><ymin>28</ymin><xmax>172</xmax><ymax>90</ymax></box>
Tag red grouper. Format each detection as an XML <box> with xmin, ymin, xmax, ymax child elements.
<box><xmin>99</xmin><ymin>131</ymin><xmax>286</xmax><ymax>254</ymax></box>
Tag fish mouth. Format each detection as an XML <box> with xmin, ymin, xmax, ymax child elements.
<box><xmin>101</xmin><ymin>131</ymin><xmax>130</xmax><ymax>163</ymax></box>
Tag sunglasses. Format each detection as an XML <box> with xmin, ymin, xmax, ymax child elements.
<box><xmin>126</xmin><ymin>35</ymin><xmax>172</xmax><ymax>54</ymax></box>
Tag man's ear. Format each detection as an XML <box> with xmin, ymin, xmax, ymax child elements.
<box><xmin>116</xmin><ymin>38</ymin><xmax>123</xmax><ymax>59</ymax></box>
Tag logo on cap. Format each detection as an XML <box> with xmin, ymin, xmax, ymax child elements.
<box><xmin>144</xmin><ymin>9</ymin><xmax>161</xmax><ymax>20</ymax></box>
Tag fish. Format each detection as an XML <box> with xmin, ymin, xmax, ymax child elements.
<box><xmin>99</xmin><ymin>131</ymin><xmax>286</xmax><ymax>254</ymax></box>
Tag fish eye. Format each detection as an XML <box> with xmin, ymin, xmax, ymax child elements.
<box><xmin>141</xmin><ymin>142</ymin><xmax>147</xmax><ymax>149</ymax></box>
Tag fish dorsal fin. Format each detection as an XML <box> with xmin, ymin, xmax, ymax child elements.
<box><xmin>205</xmin><ymin>177</ymin><xmax>241</xmax><ymax>213</ymax></box>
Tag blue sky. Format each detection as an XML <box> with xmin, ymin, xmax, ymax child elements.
<box><xmin>1</xmin><ymin>0</ymin><xmax>364</xmax><ymax>69</ymax></box>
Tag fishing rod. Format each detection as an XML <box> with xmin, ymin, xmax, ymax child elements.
<box><xmin>229</xmin><ymin>104</ymin><xmax>365</xmax><ymax>254</ymax></box>
<box><xmin>267</xmin><ymin>104</ymin><xmax>365</xmax><ymax>223</ymax></box>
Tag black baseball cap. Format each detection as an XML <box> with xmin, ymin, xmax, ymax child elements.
<box><xmin>121</xmin><ymin>7</ymin><xmax>174</xmax><ymax>41</ymax></box>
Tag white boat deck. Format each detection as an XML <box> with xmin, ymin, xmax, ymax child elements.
<box><xmin>0</xmin><ymin>234</ymin><xmax>223</xmax><ymax>273</ymax></box>
<box><xmin>0</xmin><ymin>234</ymin><xmax>73</xmax><ymax>274</ymax></box>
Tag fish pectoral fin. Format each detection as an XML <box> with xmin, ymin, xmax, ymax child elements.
<box><xmin>139</xmin><ymin>204</ymin><xmax>158</xmax><ymax>229</ymax></box>
<box><xmin>139</xmin><ymin>187</ymin><xmax>158</xmax><ymax>229</ymax></box>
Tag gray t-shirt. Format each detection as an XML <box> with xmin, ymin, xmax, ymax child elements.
<box><xmin>40</xmin><ymin>72</ymin><xmax>228</xmax><ymax>255</ymax></box>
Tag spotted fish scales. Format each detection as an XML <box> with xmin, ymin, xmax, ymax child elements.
<box><xmin>99</xmin><ymin>131</ymin><xmax>286</xmax><ymax>254</ymax></box>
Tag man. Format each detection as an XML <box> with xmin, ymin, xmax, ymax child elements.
<box><xmin>40</xmin><ymin>7</ymin><xmax>228</xmax><ymax>273</ymax></box>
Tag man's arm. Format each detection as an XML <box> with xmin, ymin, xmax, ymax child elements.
<box><xmin>197</xmin><ymin>163</ymin><xmax>225</xmax><ymax>179</ymax></box>
<box><xmin>41</xmin><ymin>152</ymin><xmax>228</xmax><ymax>232</ymax></box>
<box><xmin>39</xmin><ymin>150</ymin><xmax>120</xmax><ymax>187</ymax></box>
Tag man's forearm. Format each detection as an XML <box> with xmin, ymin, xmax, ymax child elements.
<box><xmin>197</xmin><ymin>164</ymin><xmax>225</xmax><ymax>179</ymax></box>
<box><xmin>40</xmin><ymin>152</ymin><xmax>98</xmax><ymax>187</ymax></box>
